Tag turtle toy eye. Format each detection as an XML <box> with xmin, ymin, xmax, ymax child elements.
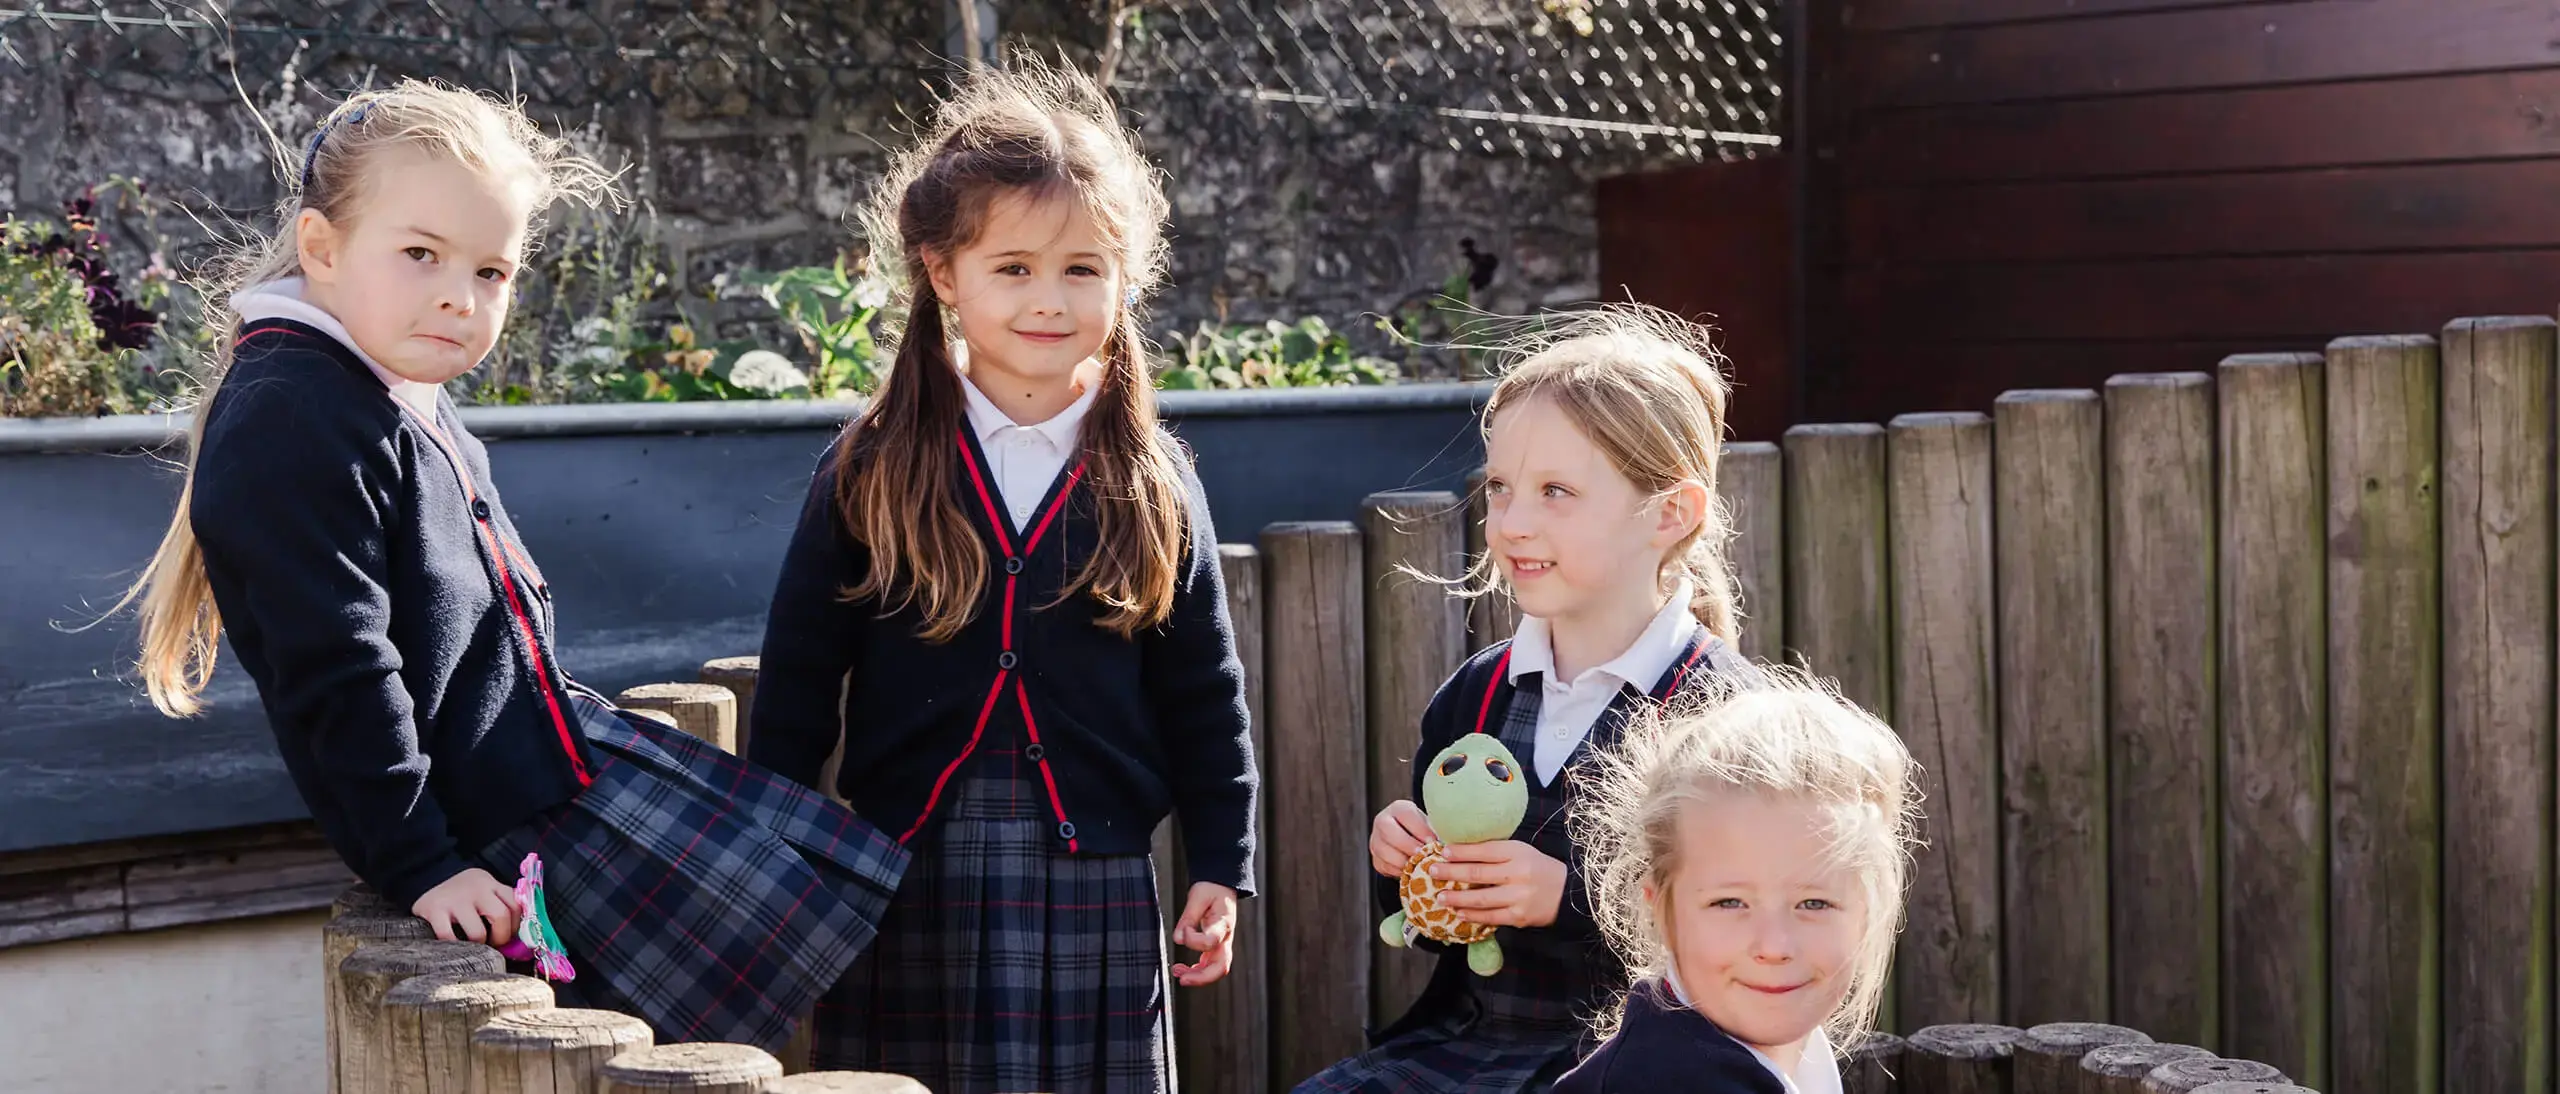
<box><xmin>1484</xmin><ymin>757</ymin><xmax>1514</xmax><ymax>783</ymax></box>
<box><xmin>1439</xmin><ymin>753</ymin><xmax>1470</xmax><ymax>777</ymax></box>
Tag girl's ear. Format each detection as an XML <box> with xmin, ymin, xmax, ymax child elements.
<box><xmin>1653</xmin><ymin>478</ymin><xmax>1711</xmax><ymax>549</ymax></box>
<box><xmin>923</xmin><ymin>248</ymin><xmax>957</xmax><ymax>309</ymax></box>
<box><xmin>296</xmin><ymin>208</ymin><xmax>343</xmax><ymax>285</ymax></box>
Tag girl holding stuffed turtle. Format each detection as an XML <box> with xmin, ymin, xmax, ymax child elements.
<box><xmin>1298</xmin><ymin>305</ymin><xmax>1760</xmax><ymax>1093</ymax></box>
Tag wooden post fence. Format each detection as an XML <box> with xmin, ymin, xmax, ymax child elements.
<box><xmin>2143</xmin><ymin>1059</ymin><xmax>2292</xmax><ymax>1093</ymax></box>
<box><xmin>381</xmin><ymin>972</ymin><xmax>554</xmax><ymax>1094</ymax></box>
<box><xmin>2014</xmin><ymin>1022</ymin><xmax>2149</xmax><ymax>1093</ymax></box>
<box><xmin>598</xmin><ymin>1044</ymin><xmax>784</xmax><ymax>1093</ymax></box>
<box><xmin>469</xmin><ymin>1009</ymin><xmax>654</xmax><ymax>1094</ymax></box>
<box><xmin>2082</xmin><ymin>1044</ymin><xmax>2217</xmax><ymax>1094</ymax></box>
<box><xmin>1359</xmin><ymin>490</ymin><xmax>1466</xmax><ymax>1026</ymax></box>
<box><xmin>338</xmin><ymin>941</ymin><xmax>507</xmax><ymax>1094</ymax></box>
<box><xmin>1904</xmin><ymin>1023</ymin><xmax>2021</xmax><ymax>1094</ymax></box>
<box><xmin>617</xmin><ymin>683</ymin><xmax>739</xmax><ymax>753</ymax></box>
<box><xmin>1174</xmin><ymin>544</ymin><xmax>1273</xmax><ymax>1093</ymax></box>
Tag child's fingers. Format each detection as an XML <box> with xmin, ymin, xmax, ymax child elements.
<box><xmin>1434</xmin><ymin>839</ymin><xmax>1519</xmax><ymax>863</ymax></box>
<box><xmin>1427</xmin><ymin>859</ymin><xmax>1512</xmax><ymax>887</ymax></box>
<box><xmin>422</xmin><ymin>910</ymin><xmax>457</xmax><ymax>942</ymax></box>
<box><xmin>453</xmin><ymin>905</ymin><xmax>489</xmax><ymax>944</ymax></box>
<box><xmin>474</xmin><ymin>889</ymin><xmax>518</xmax><ymax>947</ymax></box>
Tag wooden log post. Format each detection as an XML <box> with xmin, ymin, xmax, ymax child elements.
<box><xmin>1843</xmin><ymin>1031</ymin><xmax>1906</xmax><ymax>1094</ymax></box>
<box><xmin>1176</xmin><ymin>544</ymin><xmax>1272</xmax><ymax>1093</ymax></box>
<box><xmin>1719</xmin><ymin>440</ymin><xmax>1784</xmax><ymax>661</ymax></box>
<box><xmin>1904</xmin><ymin>1024</ymin><xmax>2023</xmax><ymax>1094</ymax></box>
<box><xmin>2141</xmin><ymin>1059</ymin><xmax>2291</xmax><ymax>1094</ymax></box>
<box><xmin>1993</xmin><ymin>390</ymin><xmax>2109</xmax><ymax>1027</ymax></box>
<box><xmin>598</xmin><ymin>1043</ymin><xmax>784</xmax><ymax>1093</ymax></box>
<box><xmin>2216</xmin><ymin>353</ymin><xmax>2328</xmax><ymax>1081</ymax></box>
<box><xmin>2102</xmin><ymin>373</ymin><xmax>2220</xmax><ymax>1048</ymax></box>
<box><xmin>338</xmin><ymin>941</ymin><xmax>506</xmax><ymax>1094</ymax></box>
<box><xmin>617</xmin><ymin>683</ymin><xmax>739</xmax><ymax>753</ymax></box>
<box><xmin>630</xmin><ymin>708</ymin><xmax>681</xmax><ymax>729</ymax></box>
<box><xmin>1261</xmin><ymin>521</ymin><xmax>1368</xmax><ymax>1088</ymax></box>
<box><xmin>767</xmin><ymin>1075</ymin><xmax>934</xmax><ymax>1093</ymax></box>
<box><xmin>333</xmin><ymin>882</ymin><xmax>390</xmax><ymax>920</ymax></box>
<box><xmin>700</xmin><ymin>655</ymin><xmax>762</xmax><ymax>754</ymax></box>
<box><xmin>2185</xmin><ymin>1085</ymin><xmax>2316</xmax><ymax>1094</ymax></box>
<box><xmin>2440</xmin><ymin>315</ymin><xmax>2555</xmax><ymax>1094</ymax></box>
<box><xmin>2323</xmin><ymin>334</ymin><xmax>2441</xmax><ymax>1094</ymax></box>
<box><xmin>2081</xmin><ymin>1045</ymin><xmax>2216</xmax><ymax>1094</ymax></box>
<box><xmin>2014</xmin><ymin>1023</ymin><xmax>2150</xmax><ymax>1094</ymax></box>
<box><xmin>470</xmin><ymin>1009</ymin><xmax>655</xmax><ymax>1094</ymax></box>
<box><xmin>1885</xmin><ymin>412</ymin><xmax>1999</xmax><ymax>1029</ymax></box>
<box><xmin>1464</xmin><ymin>467</ymin><xmax>1516</xmax><ymax>651</ymax></box>
<box><xmin>380</xmin><ymin>972</ymin><xmax>554</xmax><ymax>1094</ymax></box>
<box><xmin>324</xmin><ymin>912</ymin><xmax>436</xmax><ymax>1094</ymax></box>
<box><xmin>1360</xmin><ymin>490</ymin><xmax>1467</xmax><ymax>1026</ymax></box>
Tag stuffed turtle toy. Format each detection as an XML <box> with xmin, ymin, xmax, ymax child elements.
<box><xmin>1381</xmin><ymin>732</ymin><xmax>1531</xmax><ymax>976</ymax></box>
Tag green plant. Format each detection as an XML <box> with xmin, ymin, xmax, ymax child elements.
<box><xmin>1380</xmin><ymin>270</ymin><xmax>1504</xmax><ymax>381</ymax></box>
<box><xmin>0</xmin><ymin>192</ymin><xmax>190</xmax><ymax>418</ymax></box>
<box><xmin>1156</xmin><ymin>315</ymin><xmax>1399</xmax><ymax>390</ymax></box>
<box><xmin>733</xmin><ymin>257</ymin><xmax>893</xmax><ymax>397</ymax></box>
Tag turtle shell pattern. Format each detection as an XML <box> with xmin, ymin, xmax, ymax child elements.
<box><xmin>1398</xmin><ymin>840</ymin><xmax>1497</xmax><ymax>945</ymax></box>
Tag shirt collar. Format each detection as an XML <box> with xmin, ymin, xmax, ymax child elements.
<box><xmin>959</xmin><ymin>363</ymin><xmax>1099</xmax><ymax>453</ymax></box>
<box><xmin>1508</xmin><ymin>577</ymin><xmax>1702</xmax><ymax>690</ymax></box>
<box><xmin>232</xmin><ymin>277</ymin><xmax>441</xmax><ymax>415</ymax></box>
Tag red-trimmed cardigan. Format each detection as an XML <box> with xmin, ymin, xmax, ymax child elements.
<box><xmin>748</xmin><ymin>426</ymin><xmax>1258</xmax><ymax>894</ymax></box>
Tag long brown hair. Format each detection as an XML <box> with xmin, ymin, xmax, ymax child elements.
<box><xmin>1458</xmin><ymin>305</ymin><xmax>1745</xmax><ymax>643</ymax></box>
<box><xmin>835</xmin><ymin>59</ymin><xmax>1186</xmax><ymax>642</ymax></box>
<box><xmin>122</xmin><ymin>79</ymin><xmax>616</xmax><ymax>715</ymax></box>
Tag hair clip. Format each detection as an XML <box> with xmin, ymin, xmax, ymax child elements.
<box><xmin>1124</xmin><ymin>285</ymin><xmax>1141</xmax><ymax>307</ymax></box>
<box><xmin>300</xmin><ymin>99</ymin><xmax>379</xmax><ymax>193</ymax></box>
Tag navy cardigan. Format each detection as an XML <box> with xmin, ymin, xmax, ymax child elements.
<box><xmin>747</xmin><ymin>426</ymin><xmax>1258</xmax><ymax>893</ymax></box>
<box><xmin>191</xmin><ymin>322</ymin><xmax>594</xmax><ymax>911</ymax></box>
<box><xmin>1552</xmin><ymin>980</ymin><xmax>1790</xmax><ymax>1094</ymax></box>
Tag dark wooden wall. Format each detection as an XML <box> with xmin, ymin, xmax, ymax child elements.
<box><xmin>1795</xmin><ymin>0</ymin><xmax>2560</xmax><ymax>424</ymax></box>
<box><xmin>1597</xmin><ymin>155</ymin><xmax>1797</xmax><ymax>442</ymax></box>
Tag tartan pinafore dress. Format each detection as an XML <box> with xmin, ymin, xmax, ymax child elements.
<box><xmin>1297</xmin><ymin>633</ymin><xmax>1748</xmax><ymax>1093</ymax></box>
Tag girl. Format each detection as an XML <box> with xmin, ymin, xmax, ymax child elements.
<box><xmin>125</xmin><ymin>80</ymin><xmax>907</xmax><ymax>1052</ymax></box>
<box><xmin>747</xmin><ymin>62</ymin><xmax>1255</xmax><ymax>1094</ymax></box>
<box><xmin>1299</xmin><ymin>306</ymin><xmax>1759</xmax><ymax>1092</ymax></box>
<box><xmin>1557</xmin><ymin>668</ymin><xmax>1916</xmax><ymax>1093</ymax></box>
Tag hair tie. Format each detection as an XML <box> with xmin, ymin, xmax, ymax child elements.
<box><xmin>300</xmin><ymin>99</ymin><xmax>378</xmax><ymax>193</ymax></box>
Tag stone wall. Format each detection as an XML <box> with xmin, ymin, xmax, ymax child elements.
<box><xmin>0</xmin><ymin>1</ymin><xmax>1615</xmax><ymax>379</ymax></box>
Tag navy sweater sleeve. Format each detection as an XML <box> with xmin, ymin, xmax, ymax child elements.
<box><xmin>189</xmin><ymin>376</ymin><xmax>470</xmax><ymax>911</ymax></box>
<box><xmin>1145</xmin><ymin>453</ymin><xmax>1259</xmax><ymax>896</ymax></box>
<box><xmin>747</xmin><ymin>439</ymin><xmax>867</xmax><ymax>791</ymax></box>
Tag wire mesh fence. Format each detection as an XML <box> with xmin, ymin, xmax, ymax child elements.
<box><xmin>0</xmin><ymin>0</ymin><xmax>948</xmax><ymax>120</ymax></box>
<box><xmin>1107</xmin><ymin>0</ymin><xmax>1783</xmax><ymax>164</ymax></box>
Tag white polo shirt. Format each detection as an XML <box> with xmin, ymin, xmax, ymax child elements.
<box><xmin>1505</xmin><ymin>581</ymin><xmax>1703</xmax><ymax>784</ymax></box>
<box><xmin>958</xmin><ymin>370</ymin><xmax>1097</xmax><ymax>531</ymax></box>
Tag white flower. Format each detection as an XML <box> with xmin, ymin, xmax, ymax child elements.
<box><xmin>571</xmin><ymin>316</ymin><xmax>615</xmax><ymax>343</ymax></box>
<box><xmin>728</xmin><ymin>350</ymin><xmax>809</xmax><ymax>394</ymax></box>
<box><xmin>851</xmin><ymin>276</ymin><xmax>891</xmax><ymax>310</ymax></box>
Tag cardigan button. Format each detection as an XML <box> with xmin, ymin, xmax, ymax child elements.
<box><xmin>1005</xmin><ymin>556</ymin><xmax>1024</xmax><ymax>575</ymax></box>
<box><xmin>998</xmin><ymin>651</ymin><xmax>1018</xmax><ymax>670</ymax></box>
<box><xmin>1056</xmin><ymin>821</ymin><xmax>1076</xmax><ymax>841</ymax></box>
<box><xmin>1023</xmin><ymin>743</ymin><xmax>1045</xmax><ymax>762</ymax></box>
<box><xmin>471</xmin><ymin>499</ymin><xmax>492</xmax><ymax>521</ymax></box>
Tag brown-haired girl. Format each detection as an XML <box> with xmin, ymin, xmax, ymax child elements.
<box><xmin>126</xmin><ymin>79</ymin><xmax>910</xmax><ymax>1051</ymax></box>
<box><xmin>747</xmin><ymin>60</ymin><xmax>1255</xmax><ymax>1093</ymax></box>
<box><xmin>1301</xmin><ymin>306</ymin><xmax>1758</xmax><ymax>1092</ymax></box>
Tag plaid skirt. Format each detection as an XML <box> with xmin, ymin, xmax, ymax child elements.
<box><xmin>1292</xmin><ymin>959</ymin><xmax>1591</xmax><ymax>1093</ymax></box>
<box><xmin>476</xmin><ymin>693</ymin><xmax>910</xmax><ymax>1052</ymax></box>
<box><xmin>814</xmin><ymin>738</ymin><xmax>1171</xmax><ymax>1094</ymax></box>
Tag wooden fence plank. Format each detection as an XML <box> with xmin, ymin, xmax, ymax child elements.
<box><xmin>2102</xmin><ymin>372</ymin><xmax>2220</xmax><ymax>1048</ymax></box>
<box><xmin>1177</xmin><ymin>545</ymin><xmax>1272</xmax><ymax>1094</ymax></box>
<box><xmin>2441</xmin><ymin>316</ymin><xmax>2556</xmax><ymax>1094</ymax></box>
<box><xmin>1720</xmin><ymin>441</ymin><xmax>1785</xmax><ymax>662</ymax></box>
<box><xmin>1784</xmin><ymin>422</ymin><xmax>1892</xmax><ymax>1032</ymax></box>
<box><xmin>1993</xmin><ymin>390</ymin><xmax>2110</xmax><ymax>1027</ymax></box>
<box><xmin>1260</xmin><ymin>521</ymin><xmax>1369</xmax><ymax>1088</ymax></box>
<box><xmin>1884</xmin><ymin>412</ymin><xmax>1999</xmax><ymax>1029</ymax></box>
<box><xmin>1359</xmin><ymin>492</ymin><xmax>1469</xmax><ymax>1027</ymax></box>
<box><xmin>2325</xmin><ymin>334</ymin><xmax>2443</xmax><ymax>1094</ymax></box>
<box><xmin>2217</xmin><ymin>352</ymin><xmax>2330</xmax><ymax>1087</ymax></box>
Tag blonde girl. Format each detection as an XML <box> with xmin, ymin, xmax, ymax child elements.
<box><xmin>748</xmin><ymin>61</ymin><xmax>1254</xmax><ymax>1094</ymax></box>
<box><xmin>125</xmin><ymin>79</ymin><xmax>908</xmax><ymax>1051</ymax></box>
<box><xmin>1299</xmin><ymin>305</ymin><xmax>1756</xmax><ymax>1092</ymax></box>
<box><xmin>1556</xmin><ymin>668</ymin><xmax>1917</xmax><ymax>1093</ymax></box>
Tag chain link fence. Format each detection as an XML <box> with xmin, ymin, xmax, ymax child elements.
<box><xmin>0</xmin><ymin>0</ymin><xmax>947</xmax><ymax>120</ymax></box>
<box><xmin>1108</xmin><ymin>0</ymin><xmax>1783</xmax><ymax>164</ymax></box>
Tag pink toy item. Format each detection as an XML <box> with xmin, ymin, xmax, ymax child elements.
<box><xmin>493</xmin><ymin>851</ymin><xmax>576</xmax><ymax>981</ymax></box>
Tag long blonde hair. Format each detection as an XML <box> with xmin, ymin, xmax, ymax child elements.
<box><xmin>1572</xmin><ymin>666</ymin><xmax>1921</xmax><ymax>1048</ymax></box>
<box><xmin>834</xmin><ymin>58</ymin><xmax>1187</xmax><ymax>642</ymax></box>
<box><xmin>1462</xmin><ymin>305</ymin><xmax>1744</xmax><ymax>643</ymax></box>
<box><xmin>124</xmin><ymin>79</ymin><xmax>616</xmax><ymax>716</ymax></box>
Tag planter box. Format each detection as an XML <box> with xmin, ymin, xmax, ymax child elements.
<box><xmin>0</xmin><ymin>385</ymin><xmax>1487</xmax><ymax>857</ymax></box>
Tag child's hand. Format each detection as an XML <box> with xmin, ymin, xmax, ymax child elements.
<box><xmin>1430</xmin><ymin>841</ymin><xmax>1567</xmax><ymax>928</ymax></box>
<box><xmin>1370</xmin><ymin>800</ymin><xmax>1438</xmax><ymax>878</ymax></box>
<box><xmin>411</xmin><ymin>867</ymin><xmax>519</xmax><ymax>947</ymax></box>
<box><xmin>1170</xmin><ymin>882</ymin><xmax>1239</xmax><ymax>987</ymax></box>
